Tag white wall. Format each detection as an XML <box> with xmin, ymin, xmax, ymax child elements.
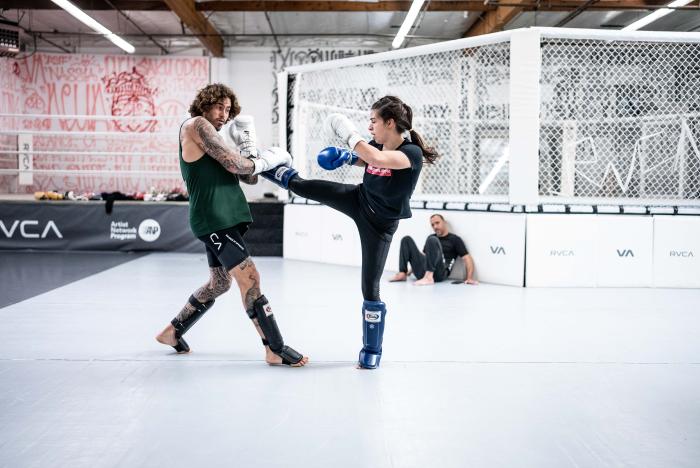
<box><xmin>212</xmin><ymin>50</ymin><xmax>275</xmax><ymax>148</ymax></box>
<box><xmin>212</xmin><ymin>50</ymin><xmax>279</xmax><ymax>200</ymax></box>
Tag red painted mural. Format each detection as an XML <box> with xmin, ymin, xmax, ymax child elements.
<box><xmin>0</xmin><ymin>53</ymin><xmax>209</xmax><ymax>194</ymax></box>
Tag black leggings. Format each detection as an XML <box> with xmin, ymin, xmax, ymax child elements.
<box><xmin>399</xmin><ymin>236</ymin><xmax>447</xmax><ymax>282</ymax></box>
<box><xmin>288</xmin><ymin>177</ymin><xmax>398</xmax><ymax>301</ymax></box>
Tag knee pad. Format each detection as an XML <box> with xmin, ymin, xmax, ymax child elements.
<box><xmin>170</xmin><ymin>296</ymin><xmax>214</xmax><ymax>353</ymax></box>
<box><xmin>359</xmin><ymin>300</ymin><xmax>387</xmax><ymax>369</ymax></box>
<box><xmin>247</xmin><ymin>295</ymin><xmax>284</xmax><ymax>352</ymax></box>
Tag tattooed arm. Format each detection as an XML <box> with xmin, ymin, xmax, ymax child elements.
<box><xmin>190</xmin><ymin>116</ymin><xmax>255</xmax><ymax>175</ymax></box>
<box><xmin>239</xmin><ymin>173</ymin><xmax>259</xmax><ymax>185</ymax></box>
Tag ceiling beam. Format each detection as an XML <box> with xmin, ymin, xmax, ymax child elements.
<box><xmin>198</xmin><ymin>1</ymin><xmax>492</xmax><ymax>11</ymax></box>
<box><xmin>463</xmin><ymin>0</ymin><xmax>698</xmax><ymax>36</ymax></box>
<box><xmin>463</xmin><ymin>0</ymin><xmax>528</xmax><ymax>37</ymax></box>
<box><xmin>162</xmin><ymin>0</ymin><xmax>223</xmax><ymax>57</ymax></box>
<box><xmin>4</xmin><ymin>0</ymin><xmax>691</xmax><ymax>12</ymax></box>
<box><xmin>554</xmin><ymin>0</ymin><xmax>599</xmax><ymax>26</ymax></box>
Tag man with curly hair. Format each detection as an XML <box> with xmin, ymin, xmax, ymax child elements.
<box><xmin>156</xmin><ymin>83</ymin><xmax>308</xmax><ymax>367</ymax></box>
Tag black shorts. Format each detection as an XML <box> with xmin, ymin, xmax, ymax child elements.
<box><xmin>199</xmin><ymin>224</ymin><xmax>251</xmax><ymax>270</ymax></box>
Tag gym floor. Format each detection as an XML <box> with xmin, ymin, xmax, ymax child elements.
<box><xmin>1</xmin><ymin>252</ymin><xmax>699</xmax><ymax>468</ymax></box>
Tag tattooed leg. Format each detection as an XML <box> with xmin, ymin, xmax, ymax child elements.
<box><xmin>229</xmin><ymin>257</ymin><xmax>309</xmax><ymax>367</ymax></box>
<box><xmin>176</xmin><ymin>267</ymin><xmax>231</xmax><ymax>322</ymax></box>
<box><xmin>156</xmin><ymin>267</ymin><xmax>232</xmax><ymax>351</ymax></box>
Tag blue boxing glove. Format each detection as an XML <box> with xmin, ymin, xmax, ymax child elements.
<box><xmin>317</xmin><ymin>146</ymin><xmax>358</xmax><ymax>170</ymax></box>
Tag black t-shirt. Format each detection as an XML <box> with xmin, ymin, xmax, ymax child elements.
<box><xmin>359</xmin><ymin>139</ymin><xmax>423</xmax><ymax>220</ymax></box>
<box><xmin>426</xmin><ymin>233</ymin><xmax>468</xmax><ymax>268</ymax></box>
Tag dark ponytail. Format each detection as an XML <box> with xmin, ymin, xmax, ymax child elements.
<box><xmin>371</xmin><ymin>95</ymin><xmax>439</xmax><ymax>165</ymax></box>
<box><xmin>408</xmin><ymin>129</ymin><xmax>438</xmax><ymax>165</ymax></box>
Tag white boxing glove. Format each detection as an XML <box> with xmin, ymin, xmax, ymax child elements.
<box><xmin>325</xmin><ymin>113</ymin><xmax>366</xmax><ymax>150</ymax></box>
<box><xmin>252</xmin><ymin>147</ymin><xmax>293</xmax><ymax>175</ymax></box>
<box><xmin>228</xmin><ymin>114</ymin><xmax>259</xmax><ymax>158</ymax></box>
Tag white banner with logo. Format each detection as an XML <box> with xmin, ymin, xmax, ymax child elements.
<box><xmin>526</xmin><ymin>214</ymin><xmax>657</xmax><ymax>287</ymax></box>
<box><xmin>595</xmin><ymin>216</ymin><xmax>653</xmax><ymax>287</ymax></box>
<box><xmin>526</xmin><ymin>214</ymin><xmax>598</xmax><ymax>287</ymax></box>
<box><xmin>653</xmin><ymin>216</ymin><xmax>700</xmax><ymax>288</ymax></box>
<box><xmin>0</xmin><ymin>201</ymin><xmax>200</xmax><ymax>252</ymax></box>
<box><xmin>319</xmin><ymin>206</ymin><xmax>361</xmax><ymax>267</ymax></box>
<box><xmin>447</xmin><ymin>211</ymin><xmax>526</xmax><ymax>287</ymax></box>
<box><xmin>283</xmin><ymin>204</ymin><xmax>323</xmax><ymax>262</ymax></box>
<box><xmin>284</xmin><ymin>205</ymin><xmax>362</xmax><ymax>266</ymax></box>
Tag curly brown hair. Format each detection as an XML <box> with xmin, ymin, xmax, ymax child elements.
<box><xmin>188</xmin><ymin>83</ymin><xmax>240</xmax><ymax>123</ymax></box>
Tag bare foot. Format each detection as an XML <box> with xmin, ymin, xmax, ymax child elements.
<box><xmin>156</xmin><ymin>324</ymin><xmax>178</xmax><ymax>346</ymax></box>
<box><xmin>265</xmin><ymin>347</ymin><xmax>309</xmax><ymax>367</ymax></box>
<box><xmin>414</xmin><ymin>277</ymin><xmax>435</xmax><ymax>286</ymax></box>
<box><xmin>389</xmin><ymin>272</ymin><xmax>408</xmax><ymax>282</ymax></box>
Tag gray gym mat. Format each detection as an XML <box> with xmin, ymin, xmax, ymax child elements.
<box><xmin>0</xmin><ymin>250</ymin><xmax>146</xmax><ymax>308</ymax></box>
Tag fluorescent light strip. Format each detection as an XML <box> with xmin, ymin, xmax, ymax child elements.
<box><xmin>622</xmin><ymin>0</ymin><xmax>694</xmax><ymax>31</ymax></box>
<box><xmin>392</xmin><ymin>0</ymin><xmax>426</xmax><ymax>49</ymax></box>
<box><xmin>106</xmin><ymin>34</ymin><xmax>136</xmax><ymax>54</ymax></box>
<box><xmin>478</xmin><ymin>147</ymin><xmax>509</xmax><ymax>195</ymax></box>
<box><xmin>51</xmin><ymin>0</ymin><xmax>135</xmax><ymax>53</ymax></box>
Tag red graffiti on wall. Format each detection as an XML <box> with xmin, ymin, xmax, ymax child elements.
<box><xmin>102</xmin><ymin>67</ymin><xmax>158</xmax><ymax>133</ymax></box>
<box><xmin>1</xmin><ymin>53</ymin><xmax>208</xmax><ymax>193</ymax></box>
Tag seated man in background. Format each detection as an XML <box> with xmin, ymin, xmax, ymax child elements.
<box><xmin>389</xmin><ymin>214</ymin><xmax>478</xmax><ymax>286</ymax></box>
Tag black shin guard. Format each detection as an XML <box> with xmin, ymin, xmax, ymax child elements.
<box><xmin>247</xmin><ymin>295</ymin><xmax>303</xmax><ymax>365</ymax></box>
<box><xmin>170</xmin><ymin>295</ymin><xmax>214</xmax><ymax>353</ymax></box>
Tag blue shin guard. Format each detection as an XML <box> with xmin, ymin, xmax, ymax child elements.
<box><xmin>358</xmin><ymin>300</ymin><xmax>387</xmax><ymax>369</ymax></box>
<box><xmin>261</xmin><ymin>165</ymin><xmax>298</xmax><ymax>189</ymax></box>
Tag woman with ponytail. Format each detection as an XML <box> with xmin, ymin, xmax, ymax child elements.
<box><xmin>263</xmin><ymin>95</ymin><xmax>438</xmax><ymax>369</ymax></box>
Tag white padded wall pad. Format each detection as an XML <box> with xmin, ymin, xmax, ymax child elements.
<box><xmin>595</xmin><ymin>216</ymin><xmax>653</xmax><ymax>287</ymax></box>
<box><xmin>526</xmin><ymin>215</ymin><xmax>597</xmax><ymax>287</ymax></box>
<box><xmin>653</xmin><ymin>216</ymin><xmax>700</xmax><ymax>288</ymax></box>
<box><xmin>319</xmin><ymin>206</ymin><xmax>361</xmax><ymax>267</ymax></box>
<box><xmin>527</xmin><ymin>215</ymin><xmax>658</xmax><ymax>287</ymax></box>
<box><xmin>285</xmin><ymin>205</ymin><xmax>700</xmax><ymax>288</ymax></box>
<box><xmin>445</xmin><ymin>211</ymin><xmax>526</xmax><ymax>286</ymax></box>
<box><xmin>283</xmin><ymin>204</ymin><xmax>323</xmax><ymax>262</ymax></box>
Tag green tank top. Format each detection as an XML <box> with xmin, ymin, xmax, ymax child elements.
<box><xmin>179</xmin><ymin>120</ymin><xmax>252</xmax><ymax>237</ymax></box>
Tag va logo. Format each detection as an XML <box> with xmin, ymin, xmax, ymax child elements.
<box><xmin>617</xmin><ymin>249</ymin><xmax>634</xmax><ymax>257</ymax></box>
<box><xmin>670</xmin><ymin>251</ymin><xmax>694</xmax><ymax>258</ymax></box>
<box><xmin>490</xmin><ymin>246</ymin><xmax>506</xmax><ymax>255</ymax></box>
<box><xmin>331</xmin><ymin>233</ymin><xmax>343</xmax><ymax>241</ymax></box>
<box><xmin>0</xmin><ymin>220</ymin><xmax>63</xmax><ymax>239</ymax></box>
